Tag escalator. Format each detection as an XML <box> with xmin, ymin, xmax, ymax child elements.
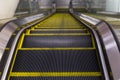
<box><xmin>2</xmin><ymin>13</ymin><xmax>105</xmax><ymax>80</ymax></box>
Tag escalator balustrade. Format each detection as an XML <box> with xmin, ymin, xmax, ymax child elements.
<box><xmin>2</xmin><ymin>13</ymin><xmax>105</xmax><ymax>80</ymax></box>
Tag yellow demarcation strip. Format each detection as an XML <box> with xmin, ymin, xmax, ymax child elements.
<box><xmin>12</xmin><ymin>33</ymin><xmax>16</xmax><ymax>35</ymax></box>
<box><xmin>31</xmin><ymin>27</ymin><xmax>35</xmax><ymax>30</ymax></box>
<box><xmin>25</xmin><ymin>33</ymin><xmax>90</xmax><ymax>36</ymax></box>
<box><xmin>18</xmin><ymin>34</ymin><xmax>25</xmax><ymax>49</ymax></box>
<box><xmin>8</xmin><ymin>48</ymin><xmax>19</xmax><ymax>80</ymax></box>
<box><xmin>110</xmin><ymin>72</ymin><xmax>113</xmax><ymax>76</ymax></box>
<box><xmin>30</xmin><ymin>29</ymin><xmax>87</xmax><ymax>31</ymax></box>
<box><xmin>91</xmin><ymin>34</ymin><xmax>96</xmax><ymax>48</ymax></box>
<box><xmin>5</xmin><ymin>48</ymin><xmax>10</xmax><ymax>50</ymax></box>
<box><xmin>35</xmin><ymin>27</ymin><xmax>83</xmax><ymax>29</ymax></box>
<box><xmin>26</xmin><ymin>30</ymin><xmax>30</xmax><ymax>35</ymax></box>
<box><xmin>19</xmin><ymin>48</ymin><xmax>96</xmax><ymax>50</ymax></box>
<box><xmin>10</xmin><ymin>72</ymin><xmax>102</xmax><ymax>77</ymax></box>
<box><xmin>8</xmin><ymin>50</ymin><xmax>19</xmax><ymax>80</ymax></box>
<box><xmin>31</xmin><ymin>28</ymin><xmax>35</xmax><ymax>30</ymax></box>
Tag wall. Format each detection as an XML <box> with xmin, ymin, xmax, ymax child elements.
<box><xmin>56</xmin><ymin>0</ymin><xmax>70</xmax><ymax>8</ymax></box>
<box><xmin>106</xmin><ymin>0</ymin><xmax>120</xmax><ymax>12</ymax></box>
<box><xmin>55</xmin><ymin>0</ymin><xmax>105</xmax><ymax>9</ymax></box>
<box><xmin>38</xmin><ymin>0</ymin><xmax>53</xmax><ymax>9</ymax></box>
<box><xmin>0</xmin><ymin>0</ymin><xmax>19</xmax><ymax>19</ymax></box>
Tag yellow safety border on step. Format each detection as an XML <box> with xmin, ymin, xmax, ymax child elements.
<box><xmin>18</xmin><ymin>34</ymin><xmax>25</xmax><ymax>49</ymax></box>
<box><xmin>10</xmin><ymin>72</ymin><xmax>102</xmax><ymax>77</ymax></box>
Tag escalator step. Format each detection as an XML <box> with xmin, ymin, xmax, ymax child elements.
<box><xmin>10</xmin><ymin>76</ymin><xmax>101</xmax><ymax>80</ymax></box>
<box><xmin>12</xmin><ymin>50</ymin><xmax>100</xmax><ymax>72</ymax></box>
<box><xmin>22</xmin><ymin>35</ymin><xmax>93</xmax><ymax>48</ymax></box>
<box><xmin>30</xmin><ymin>29</ymin><xmax>88</xmax><ymax>34</ymax></box>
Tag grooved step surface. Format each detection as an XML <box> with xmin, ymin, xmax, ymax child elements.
<box><xmin>10</xmin><ymin>76</ymin><xmax>101</xmax><ymax>80</ymax></box>
<box><xmin>30</xmin><ymin>30</ymin><xmax>87</xmax><ymax>34</ymax></box>
<box><xmin>5</xmin><ymin>13</ymin><xmax>103</xmax><ymax>80</ymax></box>
<box><xmin>33</xmin><ymin>13</ymin><xmax>84</xmax><ymax>29</ymax></box>
<box><xmin>12</xmin><ymin>50</ymin><xmax>100</xmax><ymax>72</ymax></box>
<box><xmin>22</xmin><ymin>35</ymin><xmax>93</xmax><ymax>48</ymax></box>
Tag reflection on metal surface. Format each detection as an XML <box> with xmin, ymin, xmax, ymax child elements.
<box><xmin>71</xmin><ymin>12</ymin><xmax>110</xmax><ymax>80</ymax></box>
<box><xmin>1</xmin><ymin>12</ymin><xmax>53</xmax><ymax>80</ymax></box>
<box><xmin>72</xmin><ymin>10</ymin><xmax>120</xmax><ymax>80</ymax></box>
<box><xmin>97</xmin><ymin>22</ymin><xmax>120</xmax><ymax>80</ymax></box>
<box><xmin>0</xmin><ymin>12</ymin><xmax>47</xmax><ymax>62</ymax></box>
<box><xmin>0</xmin><ymin>22</ymin><xmax>18</xmax><ymax>60</ymax></box>
<box><xmin>79</xmin><ymin>14</ymin><xmax>101</xmax><ymax>25</ymax></box>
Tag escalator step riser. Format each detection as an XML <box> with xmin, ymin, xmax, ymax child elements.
<box><xmin>22</xmin><ymin>35</ymin><xmax>93</xmax><ymax>48</ymax></box>
<box><xmin>30</xmin><ymin>30</ymin><xmax>88</xmax><ymax>34</ymax></box>
<box><xmin>12</xmin><ymin>50</ymin><xmax>100</xmax><ymax>72</ymax></box>
<box><xmin>10</xmin><ymin>77</ymin><xmax>101</xmax><ymax>80</ymax></box>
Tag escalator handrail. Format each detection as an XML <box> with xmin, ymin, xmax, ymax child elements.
<box><xmin>71</xmin><ymin>13</ymin><xmax>110</xmax><ymax>80</ymax></box>
<box><xmin>0</xmin><ymin>12</ymin><xmax>49</xmax><ymax>62</ymax></box>
<box><xmin>0</xmin><ymin>12</ymin><xmax>54</xmax><ymax>80</ymax></box>
<box><xmin>73</xmin><ymin>12</ymin><xmax>120</xmax><ymax>80</ymax></box>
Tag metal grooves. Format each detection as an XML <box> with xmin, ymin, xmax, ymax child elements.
<box><xmin>6</xmin><ymin>13</ymin><xmax>103</xmax><ymax>80</ymax></box>
<box><xmin>22</xmin><ymin>35</ymin><xmax>93</xmax><ymax>48</ymax></box>
<box><xmin>12</xmin><ymin>50</ymin><xmax>100</xmax><ymax>72</ymax></box>
<box><xmin>30</xmin><ymin>29</ymin><xmax>87</xmax><ymax>34</ymax></box>
<box><xmin>10</xmin><ymin>77</ymin><xmax>101</xmax><ymax>80</ymax></box>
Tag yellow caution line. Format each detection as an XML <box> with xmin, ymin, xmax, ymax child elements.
<box><xmin>29</xmin><ymin>33</ymin><xmax>89</xmax><ymax>35</ymax></box>
<box><xmin>12</xmin><ymin>33</ymin><xmax>16</xmax><ymax>35</ymax></box>
<box><xmin>10</xmin><ymin>72</ymin><xmax>102</xmax><ymax>77</ymax></box>
<box><xmin>110</xmin><ymin>72</ymin><xmax>113</xmax><ymax>76</ymax></box>
<box><xmin>35</xmin><ymin>27</ymin><xmax>83</xmax><ymax>29</ymax></box>
<box><xmin>31</xmin><ymin>29</ymin><xmax>86</xmax><ymax>31</ymax></box>
<box><xmin>8</xmin><ymin>48</ymin><xmax>19</xmax><ymax>79</ymax></box>
<box><xmin>19</xmin><ymin>48</ymin><xmax>96</xmax><ymax>50</ymax></box>
<box><xmin>26</xmin><ymin>29</ymin><xmax>30</xmax><ymax>35</ymax></box>
<box><xmin>5</xmin><ymin>48</ymin><xmax>10</xmax><ymax>50</ymax></box>
<box><xmin>91</xmin><ymin>34</ymin><xmax>96</xmax><ymax>48</ymax></box>
<box><xmin>31</xmin><ymin>29</ymin><xmax>87</xmax><ymax>31</ymax></box>
<box><xmin>18</xmin><ymin>34</ymin><xmax>25</xmax><ymax>49</ymax></box>
<box><xmin>31</xmin><ymin>27</ymin><xmax>35</xmax><ymax>30</ymax></box>
<box><xmin>25</xmin><ymin>33</ymin><xmax>91</xmax><ymax>36</ymax></box>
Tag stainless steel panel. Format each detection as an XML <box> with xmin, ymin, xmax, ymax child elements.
<box><xmin>97</xmin><ymin>22</ymin><xmax>120</xmax><ymax>80</ymax></box>
<box><xmin>0</xmin><ymin>12</ymin><xmax>49</xmax><ymax>61</ymax></box>
<box><xmin>1</xmin><ymin>12</ymin><xmax>54</xmax><ymax>80</ymax></box>
<box><xmin>0</xmin><ymin>22</ymin><xmax>18</xmax><ymax>60</ymax></box>
<box><xmin>71</xmin><ymin>12</ymin><xmax>110</xmax><ymax>80</ymax></box>
<box><xmin>72</xmin><ymin>11</ymin><xmax>120</xmax><ymax>80</ymax></box>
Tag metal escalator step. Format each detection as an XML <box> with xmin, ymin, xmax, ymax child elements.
<box><xmin>22</xmin><ymin>35</ymin><xmax>93</xmax><ymax>48</ymax></box>
<box><xmin>12</xmin><ymin>50</ymin><xmax>100</xmax><ymax>72</ymax></box>
<box><xmin>30</xmin><ymin>29</ymin><xmax>88</xmax><ymax>34</ymax></box>
<box><xmin>10</xmin><ymin>76</ymin><xmax>101</xmax><ymax>80</ymax></box>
